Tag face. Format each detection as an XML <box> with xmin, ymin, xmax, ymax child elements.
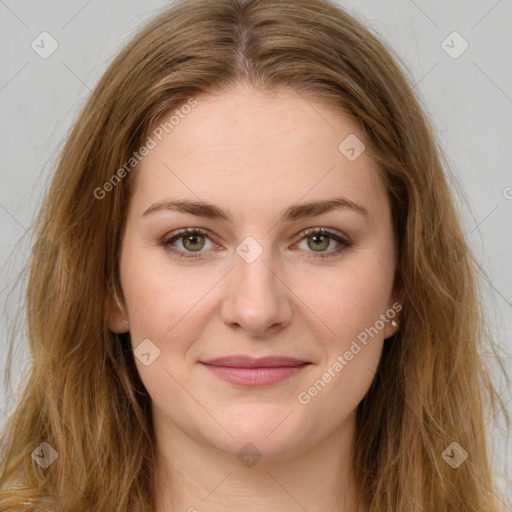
<box><xmin>109</xmin><ymin>84</ymin><xmax>399</xmax><ymax>461</ymax></box>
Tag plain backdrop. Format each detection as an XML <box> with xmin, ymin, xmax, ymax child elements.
<box><xmin>1</xmin><ymin>0</ymin><xmax>511</xmax><ymax>500</ymax></box>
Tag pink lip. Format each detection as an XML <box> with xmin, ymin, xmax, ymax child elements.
<box><xmin>200</xmin><ymin>356</ymin><xmax>311</xmax><ymax>387</ymax></box>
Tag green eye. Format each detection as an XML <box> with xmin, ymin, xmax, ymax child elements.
<box><xmin>295</xmin><ymin>228</ymin><xmax>352</xmax><ymax>259</ymax></box>
<box><xmin>161</xmin><ymin>227</ymin><xmax>352</xmax><ymax>260</ymax></box>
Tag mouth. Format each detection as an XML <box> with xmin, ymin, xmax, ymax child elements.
<box><xmin>199</xmin><ymin>356</ymin><xmax>312</xmax><ymax>387</ymax></box>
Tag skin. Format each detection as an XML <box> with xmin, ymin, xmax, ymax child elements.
<box><xmin>109</xmin><ymin>84</ymin><xmax>400</xmax><ymax>512</ymax></box>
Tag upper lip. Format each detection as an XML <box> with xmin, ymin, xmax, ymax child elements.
<box><xmin>200</xmin><ymin>356</ymin><xmax>310</xmax><ymax>368</ymax></box>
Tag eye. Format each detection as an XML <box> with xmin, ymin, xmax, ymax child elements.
<box><xmin>160</xmin><ymin>227</ymin><xmax>352</xmax><ymax>260</ymax></box>
<box><xmin>161</xmin><ymin>228</ymin><xmax>217</xmax><ymax>259</ymax></box>
<box><xmin>292</xmin><ymin>227</ymin><xmax>352</xmax><ymax>259</ymax></box>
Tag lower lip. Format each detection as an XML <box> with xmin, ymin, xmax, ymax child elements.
<box><xmin>201</xmin><ymin>363</ymin><xmax>309</xmax><ymax>387</ymax></box>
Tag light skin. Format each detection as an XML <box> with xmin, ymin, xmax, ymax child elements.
<box><xmin>109</xmin><ymin>84</ymin><xmax>400</xmax><ymax>512</ymax></box>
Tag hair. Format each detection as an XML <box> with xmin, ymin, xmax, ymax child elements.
<box><xmin>0</xmin><ymin>0</ymin><xmax>509</xmax><ymax>510</ymax></box>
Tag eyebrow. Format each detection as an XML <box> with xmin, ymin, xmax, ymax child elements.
<box><xmin>142</xmin><ymin>196</ymin><xmax>369</xmax><ymax>222</ymax></box>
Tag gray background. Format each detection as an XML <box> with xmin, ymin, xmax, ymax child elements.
<box><xmin>1</xmin><ymin>0</ymin><xmax>511</xmax><ymax>502</ymax></box>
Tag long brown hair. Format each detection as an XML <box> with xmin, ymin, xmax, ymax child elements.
<box><xmin>1</xmin><ymin>0</ymin><xmax>509</xmax><ymax>510</ymax></box>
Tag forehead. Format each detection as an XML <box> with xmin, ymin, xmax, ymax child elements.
<box><xmin>129</xmin><ymin>85</ymin><xmax>388</xmax><ymax>220</ymax></box>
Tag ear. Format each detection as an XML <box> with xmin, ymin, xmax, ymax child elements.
<box><xmin>107</xmin><ymin>291</ymin><xmax>129</xmax><ymax>333</ymax></box>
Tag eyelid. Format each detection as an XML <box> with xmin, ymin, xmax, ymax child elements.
<box><xmin>161</xmin><ymin>227</ymin><xmax>218</xmax><ymax>249</ymax></box>
<box><xmin>298</xmin><ymin>227</ymin><xmax>352</xmax><ymax>245</ymax></box>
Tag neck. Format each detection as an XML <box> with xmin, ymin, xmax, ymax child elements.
<box><xmin>152</xmin><ymin>411</ymin><xmax>366</xmax><ymax>512</ymax></box>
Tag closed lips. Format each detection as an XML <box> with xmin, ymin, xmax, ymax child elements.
<box><xmin>200</xmin><ymin>357</ymin><xmax>310</xmax><ymax>368</ymax></box>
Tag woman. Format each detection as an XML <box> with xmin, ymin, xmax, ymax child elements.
<box><xmin>0</xmin><ymin>0</ymin><xmax>508</xmax><ymax>510</ymax></box>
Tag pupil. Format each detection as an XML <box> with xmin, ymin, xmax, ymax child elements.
<box><xmin>309</xmin><ymin>235</ymin><xmax>328</xmax><ymax>251</ymax></box>
<box><xmin>185</xmin><ymin>235</ymin><xmax>204</xmax><ymax>251</ymax></box>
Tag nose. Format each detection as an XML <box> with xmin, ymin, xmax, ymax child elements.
<box><xmin>220</xmin><ymin>239</ymin><xmax>293</xmax><ymax>337</ymax></box>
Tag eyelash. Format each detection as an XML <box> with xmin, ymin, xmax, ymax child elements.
<box><xmin>160</xmin><ymin>227</ymin><xmax>352</xmax><ymax>260</ymax></box>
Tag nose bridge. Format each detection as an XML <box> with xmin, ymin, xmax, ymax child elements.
<box><xmin>234</xmin><ymin>235</ymin><xmax>277</xmax><ymax>302</ymax></box>
<box><xmin>221</xmin><ymin>234</ymin><xmax>292</xmax><ymax>335</ymax></box>
<box><xmin>234</xmin><ymin>234</ymin><xmax>279</xmax><ymax>298</ymax></box>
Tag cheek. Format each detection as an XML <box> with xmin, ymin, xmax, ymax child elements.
<box><xmin>119</xmin><ymin>259</ymin><xmax>208</xmax><ymax>395</ymax></box>
<box><xmin>295</xmin><ymin>265</ymin><xmax>391</xmax><ymax>414</ymax></box>
<box><xmin>297</xmin><ymin>250</ymin><xmax>394</xmax><ymax>411</ymax></box>
<box><xmin>294</xmin><ymin>256</ymin><xmax>395</xmax><ymax>347</ymax></box>
<box><xmin>119</xmin><ymin>246</ymin><xmax>229</xmax><ymax>397</ymax></box>
<box><xmin>120</xmin><ymin>241</ymin><xmax>216</xmax><ymax>336</ymax></box>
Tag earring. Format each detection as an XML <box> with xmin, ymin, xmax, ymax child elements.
<box><xmin>391</xmin><ymin>319</ymin><xmax>399</xmax><ymax>328</ymax></box>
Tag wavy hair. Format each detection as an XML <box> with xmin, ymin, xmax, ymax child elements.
<box><xmin>0</xmin><ymin>0</ymin><xmax>509</xmax><ymax>510</ymax></box>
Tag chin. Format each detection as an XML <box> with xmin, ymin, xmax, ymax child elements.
<box><xmin>200</xmin><ymin>408</ymin><xmax>313</xmax><ymax>462</ymax></box>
